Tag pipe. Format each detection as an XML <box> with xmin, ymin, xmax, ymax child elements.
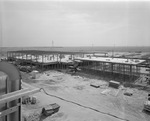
<box><xmin>0</xmin><ymin>62</ymin><xmax>21</xmax><ymax>121</ymax></box>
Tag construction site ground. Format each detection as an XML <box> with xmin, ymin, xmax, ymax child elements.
<box><xmin>21</xmin><ymin>70</ymin><xmax>150</xmax><ymax>121</ymax></box>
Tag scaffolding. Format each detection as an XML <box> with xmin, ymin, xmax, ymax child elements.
<box><xmin>6</xmin><ymin>50</ymin><xmax>149</xmax><ymax>82</ymax></box>
<box><xmin>7</xmin><ymin>50</ymin><xmax>94</xmax><ymax>71</ymax></box>
<box><xmin>77</xmin><ymin>58</ymin><xmax>145</xmax><ymax>82</ymax></box>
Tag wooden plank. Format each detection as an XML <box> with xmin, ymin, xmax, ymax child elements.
<box><xmin>0</xmin><ymin>88</ymin><xmax>40</xmax><ymax>104</ymax></box>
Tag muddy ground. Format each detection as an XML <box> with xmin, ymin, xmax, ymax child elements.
<box><xmin>21</xmin><ymin>70</ymin><xmax>150</xmax><ymax>121</ymax></box>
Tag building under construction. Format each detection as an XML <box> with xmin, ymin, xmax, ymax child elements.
<box><xmin>0</xmin><ymin>50</ymin><xmax>150</xmax><ymax>121</ymax></box>
<box><xmin>6</xmin><ymin>50</ymin><xmax>96</xmax><ymax>70</ymax></box>
<box><xmin>6</xmin><ymin>50</ymin><xmax>149</xmax><ymax>82</ymax></box>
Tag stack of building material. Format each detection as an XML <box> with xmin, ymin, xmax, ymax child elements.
<box><xmin>101</xmin><ymin>89</ymin><xmax>111</xmax><ymax>95</ymax></box>
<box><xmin>90</xmin><ymin>81</ymin><xmax>108</xmax><ymax>88</ymax></box>
<box><xmin>42</xmin><ymin>103</ymin><xmax>60</xmax><ymax>116</ymax></box>
<box><xmin>22</xmin><ymin>96</ymin><xmax>37</xmax><ymax>104</ymax></box>
<box><xmin>90</xmin><ymin>83</ymin><xmax>100</xmax><ymax>88</ymax></box>
<box><xmin>109</xmin><ymin>80</ymin><xmax>120</xmax><ymax>89</ymax></box>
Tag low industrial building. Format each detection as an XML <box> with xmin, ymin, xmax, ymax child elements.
<box><xmin>6</xmin><ymin>50</ymin><xmax>149</xmax><ymax>82</ymax></box>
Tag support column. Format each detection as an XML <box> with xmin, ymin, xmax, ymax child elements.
<box><xmin>36</xmin><ymin>55</ymin><xmax>38</xmax><ymax>62</ymax></box>
<box><xmin>42</xmin><ymin>55</ymin><xmax>43</xmax><ymax>63</ymax></box>
<box><xmin>21</xmin><ymin>53</ymin><xmax>23</xmax><ymax>60</ymax></box>
<box><xmin>60</xmin><ymin>54</ymin><xmax>61</xmax><ymax>62</ymax></box>
<box><xmin>11</xmin><ymin>52</ymin><xmax>12</xmax><ymax>58</ymax></box>
<box><xmin>6</xmin><ymin>52</ymin><xmax>8</xmax><ymax>61</ymax></box>
<box><xmin>42</xmin><ymin>55</ymin><xmax>43</xmax><ymax>71</ymax></box>
<box><xmin>111</xmin><ymin>63</ymin><xmax>113</xmax><ymax>79</ymax></box>
<box><xmin>31</xmin><ymin>54</ymin><xmax>33</xmax><ymax>69</ymax></box>
<box><xmin>25</xmin><ymin>54</ymin><xmax>27</xmax><ymax>60</ymax></box>
<box><xmin>25</xmin><ymin>54</ymin><xmax>27</xmax><ymax>67</ymax></box>
<box><xmin>56</xmin><ymin>54</ymin><xmax>58</xmax><ymax>62</ymax></box>
<box><xmin>14</xmin><ymin>52</ymin><xmax>16</xmax><ymax>61</ymax></box>
<box><xmin>129</xmin><ymin>65</ymin><xmax>132</xmax><ymax>82</ymax></box>
<box><xmin>123</xmin><ymin>64</ymin><xmax>125</xmax><ymax>82</ymax></box>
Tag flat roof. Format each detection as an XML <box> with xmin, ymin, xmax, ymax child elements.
<box><xmin>76</xmin><ymin>57</ymin><xmax>146</xmax><ymax>65</ymax></box>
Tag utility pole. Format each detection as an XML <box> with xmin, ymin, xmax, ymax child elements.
<box><xmin>52</xmin><ymin>40</ymin><xmax>54</xmax><ymax>47</ymax></box>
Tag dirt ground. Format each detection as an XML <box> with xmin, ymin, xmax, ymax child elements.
<box><xmin>21</xmin><ymin>70</ymin><xmax>150</xmax><ymax>121</ymax></box>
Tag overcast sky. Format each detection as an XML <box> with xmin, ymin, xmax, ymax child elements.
<box><xmin>0</xmin><ymin>0</ymin><xmax>150</xmax><ymax>47</ymax></box>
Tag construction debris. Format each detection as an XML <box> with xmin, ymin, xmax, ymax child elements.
<box><xmin>134</xmin><ymin>75</ymin><xmax>150</xmax><ymax>86</ymax></box>
<box><xmin>101</xmin><ymin>89</ymin><xmax>111</xmax><ymax>95</ymax></box>
<box><xmin>22</xmin><ymin>111</ymin><xmax>40</xmax><ymax>121</ymax></box>
<box><xmin>101</xmin><ymin>88</ymin><xmax>120</xmax><ymax>97</ymax></box>
<box><xmin>90</xmin><ymin>83</ymin><xmax>100</xmax><ymax>88</ymax></box>
<box><xmin>144</xmin><ymin>100</ymin><xmax>150</xmax><ymax>112</ymax></box>
<box><xmin>90</xmin><ymin>81</ymin><xmax>108</xmax><ymax>88</ymax></box>
<box><xmin>22</xmin><ymin>96</ymin><xmax>37</xmax><ymax>105</ymax></box>
<box><xmin>124</xmin><ymin>88</ymin><xmax>133</xmax><ymax>96</ymax></box>
<box><xmin>109</xmin><ymin>80</ymin><xmax>120</xmax><ymax>89</ymax></box>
